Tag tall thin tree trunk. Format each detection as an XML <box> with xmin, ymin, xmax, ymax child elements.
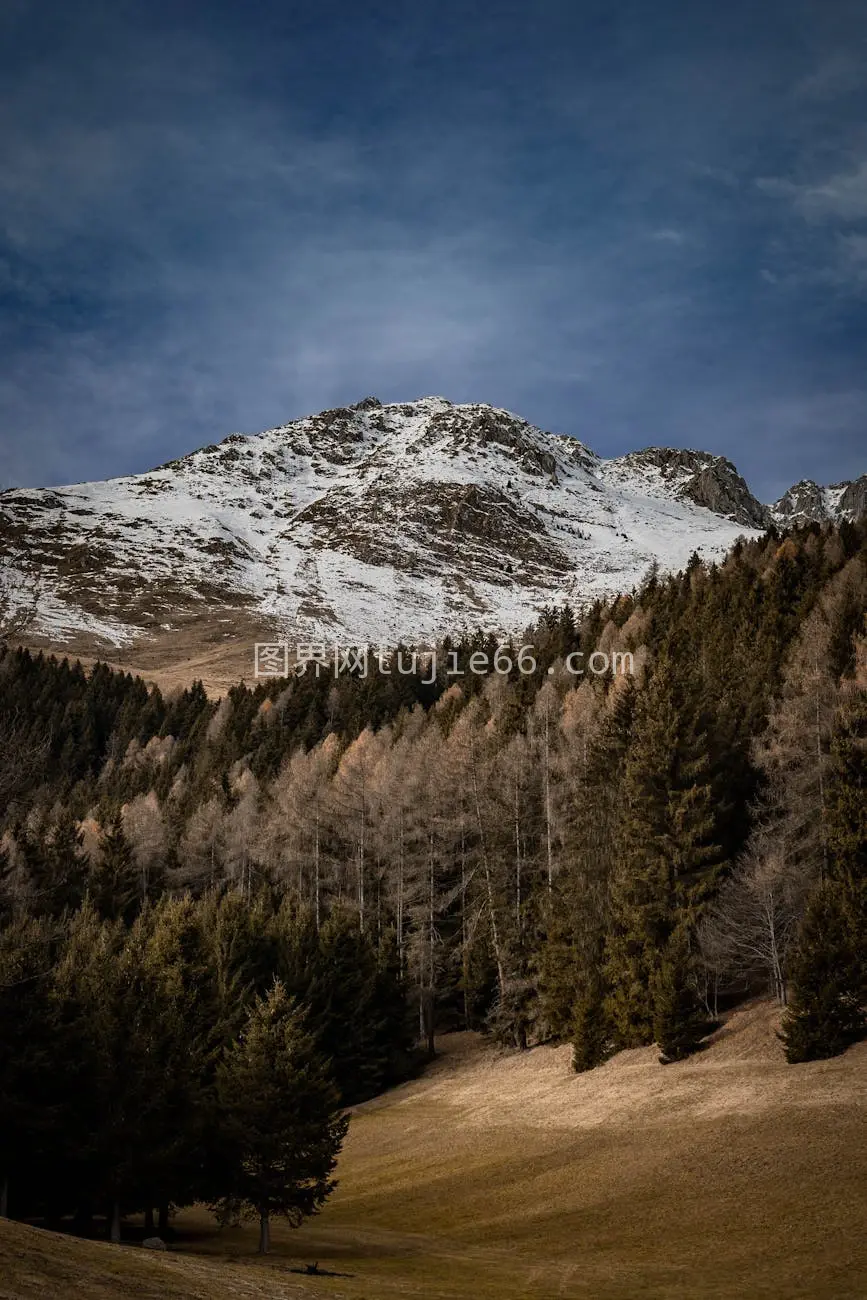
<box><xmin>314</xmin><ymin>807</ymin><xmax>321</xmax><ymax>930</ymax></box>
<box><xmin>109</xmin><ymin>1200</ymin><xmax>121</xmax><ymax>1244</ymax></box>
<box><xmin>514</xmin><ymin>773</ymin><xmax>522</xmax><ymax>933</ymax></box>
<box><xmin>0</xmin><ymin>1175</ymin><xmax>8</xmax><ymax>1219</ymax></box>
<box><xmin>358</xmin><ymin>781</ymin><xmax>366</xmax><ymax>933</ymax></box>
<box><xmin>469</xmin><ymin>744</ymin><xmax>507</xmax><ymax>1003</ymax></box>
<box><xmin>815</xmin><ymin>676</ymin><xmax>829</xmax><ymax>883</ymax></box>
<box><xmin>158</xmin><ymin>1203</ymin><xmax>170</xmax><ymax>1236</ymax></box>
<box><xmin>544</xmin><ymin>708</ymin><xmax>553</xmax><ymax>893</ymax></box>
<box><xmin>397</xmin><ymin>806</ymin><xmax>405</xmax><ymax>970</ymax></box>
<box><xmin>428</xmin><ymin>829</ymin><xmax>436</xmax><ymax>1057</ymax></box>
<box><xmin>144</xmin><ymin>1206</ymin><xmax>155</xmax><ymax>1235</ymax></box>
<box><xmin>258</xmin><ymin>1211</ymin><xmax>271</xmax><ymax>1254</ymax></box>
<box><xmin>461</xmin><ymin>819</ymin><xmax>469</xmax><ymax>1029</ymax></box>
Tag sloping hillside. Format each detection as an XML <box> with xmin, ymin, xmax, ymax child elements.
<box><xmin>0</xmin><ymin>1218</ymin><xmax>321</xmax><ymax>1300</ymax></box>
<box><xmin>2</xmin><ymin>1000</ymin><xmax>865</xmax><ymax>1300</ymax></box>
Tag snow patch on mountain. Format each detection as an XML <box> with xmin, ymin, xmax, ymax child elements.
<box><xmin>0</xmin><ymin>397</ymin><xmax>862</xmax><ymax>650</ymax></box>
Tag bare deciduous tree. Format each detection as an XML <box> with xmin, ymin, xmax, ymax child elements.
<box><xmin>699</xmin><ymin>824</ymin><xmax>812</xmax><ymax>1008</ymax></box>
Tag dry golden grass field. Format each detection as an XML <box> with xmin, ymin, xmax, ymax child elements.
<box><xmin>2</xmin><ymin>1000</ymin><xmax>865</xmax><ymax>1300</ymax></box>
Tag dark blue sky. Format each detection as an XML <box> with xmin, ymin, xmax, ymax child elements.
<box><xmin>1</xmin><ymin>0</ymin><xmax>865</xmax><ymax>500</ymax></box>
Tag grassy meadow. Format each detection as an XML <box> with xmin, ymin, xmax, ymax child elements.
<box><xmin>2</xmin><ymin>1000</ymin><xmax>865</xmax><ymax>1300</ymax></box>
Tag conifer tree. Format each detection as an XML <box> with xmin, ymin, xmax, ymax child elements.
<box><xmin>121</xmin><ymin>794</ymin><xmax>168</xmax><ymax>905</ymax></box>
<box><xmin>88</xmin><ymin>814</ymin><xmax>140</xmax><ymax>923</ymax></box>
<box><xmin>37</xmin><ymin>810</ymin><xmax>90</xmax><ymax>916</ymax></box>
<box><xmin>782</xmin><ymin>679</ymin><xmax>867</xmax><ymax>1062</ymax></box>
<box><xmin>827</xmin><ymin>681</ymin><xmax>867</xmax><ymax>999</ymax></box>
<box><xmin>570</xmin><ymin>962</ymin><xmax>611</xmax><ymax>1073</ymax></box>
<box><xmin>539</xmin><ymin>680</ymin><xmax>627</xmax><ymax>1046</ymax></box>
<box><xmin>0</xmin><ymin>913</ymin><xmax>58</xmax><ymax>1217</ymax></box>
<box><xmin>215</xmin><ymin>981</ymin><xmax>347</xmax><ymax>1254</ymax></box>
<box><xmin>605</xmin><ymin>652</ymin><xmax>721</xmax><ymax>1047</ymax></box>
<box><xmin>129</xmin><ymin>898</ymin><xmax>219</xmax><ymax>1226</ymax></box>
<box><xmin>307</xmin><ymin>909</ymin><xmax>402</xmax><ymax>1102</ymax></box>
<box><xmin>48</xmin><ymin>905</ymin><xmax>126</xmax><ymax>1236</ymax></box>
<box><xmin>781</xmin><ymin>881</ymin><xmax>865</xmax><ymax>1063</ymax></box>
<box><xmin>651</xmin><ymin>926</ymin><xmax>712</xmax><ymax>1063</ymax></box>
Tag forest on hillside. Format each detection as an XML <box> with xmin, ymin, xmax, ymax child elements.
<box><xmin>0</xmin><ymin>520</ymin><xmax>865</xmax><ymax>1241</ymax></box>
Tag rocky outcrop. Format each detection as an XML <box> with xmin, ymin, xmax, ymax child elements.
<box><xmin>771</xmin><ymin>480</ymin><xmax>831</xmax><ymax>526</ymax></box>
<box><xmin>613</xmin><ymin>448</ymin><xmax>771</xmax><ymax>528</ymax></box>
<box><xmin>838</xmin><ymin>476</ymin><xmax>867</xmax><ymax>522</ymax></box>
<box><xmin>770</xmin><ymin>474</ymin><xmax>867</xmax><ymax>527</ymax></box>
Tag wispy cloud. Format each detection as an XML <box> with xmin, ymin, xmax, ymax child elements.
<box><xmin>757</xmin><ymin>160</ymin><xmax>867</xmax><ymax>223</ymax></box>
<box><xmin>649</xmin><ymin>228</ymin><xmax>688</xmax><ymax>244</ymax></box>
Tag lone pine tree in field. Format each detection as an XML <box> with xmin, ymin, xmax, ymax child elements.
<box><xmin>216</xmin><ymin>980</ymin><xmax>348</xmax><ymax>1254</ymax></box>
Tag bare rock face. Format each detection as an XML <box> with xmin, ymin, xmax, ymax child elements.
<box><xmin>0</xmin><ymin>396</ymin><xmax>861</xmax><ymax>655</ymax></box>
<box><xmin>686</xmin><ymin>464</ymin><xmax>772</xmax><ymax>529</ymax></box>
<box><xmin>609</xmin><ymin>448</ymin><xmax>771</xmax><ymax>529</ymax></box>
<box><xmin>141</xmin><ymin>1237</ymin><xmax>167</xmax><ymax>1251</ymax></box>
<box><xmin>838</xmin><ymin>476</ymin><xmax>867</xmax><ymax>521</ymax></box>
<box><xmin>770</xmin><ymin>475</ymin><xmax>867</xmax><ymax>528</ymax></box>
<box><xmin>772</xmin><ymin>480</ymin><xmax>831</xmax><ymax>526</ymax></box>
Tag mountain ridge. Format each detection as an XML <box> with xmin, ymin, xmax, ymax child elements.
<box><xmin>0</xmin><ymin>395</ymin><xmax>864</xmax><ymax>653</ymax></box>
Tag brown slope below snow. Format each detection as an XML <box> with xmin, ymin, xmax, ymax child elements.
<box><xmin>1</xmin><ymin>999</ymin><xmax>865</xmax><ymax>1300</ymax></box>
<box><xmin>14</xmin><ymin>608</ymin><xmax>272</xmax><ymax>698</ymax></box>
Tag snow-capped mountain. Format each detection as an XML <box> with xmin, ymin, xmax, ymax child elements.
<box><xmin>0</xmin><ymin>397</ymin><xmax>863</xmax><ymax>653</ymax></box>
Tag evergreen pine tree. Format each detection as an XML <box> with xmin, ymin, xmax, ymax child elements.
<box><xmin>38</xmin><ymin>810</ymin><xmax>89</xmax><ymax>916</ymax></box>
<box><xmin>571</xmin><ymin>966</ymin><xmax>610</xmax><ymax>1073</ymax></box>
<box><xmin>125</xmin><ymin>898</ymin><xmax>218</xmax><ymax>1228</ymax></box>
<box><xmin>88</xmin><ymin>814</ymin><xmax>140</xmax><ymax>924</ymax></box>
<box><xmin>306</xmin><ymin>910</ymin><xmax>392</xmax><ymax>1103</ymax></box>
<box><xmin>781</xmin><ymin>881</ymin><xmax>865</xmax><ymax>1063</ymax></box>
<box><xmin>215</xmin><ymin>980</ymin><xmax>348</xmax><ymax>1253</ymax></box>
<box><xmin>48</xmin><ymin>905</ymin><xmax>126</xmax><ymax>1235</ymax></box>
<box><xmin>538</xmin><ymin>883</ymin><xmax>583</xmax><ymax>1040</ymax></box>
<box><xmin>782</xmin><ymin>685</ymin><xmax>867</xmax><ymax>1063</ymax></box>
<box><xmin>605</xmin><ymin>652</ymin><xmax>721</xmax><ymax>1047</ymax></box>
<box><xmin>827</xmin><ymin>686</ymin><xmax>867</xmax><ymax>1002</ymax></box>
<box><xmin>0</xmin><ymin>913</ymin><xmax>58</xmax><ymax>1217</ymax></box>
<box><xmin>651</xmin><ymin>927</ymin><xmax>712</xmax><ymax>1063</ymax></box>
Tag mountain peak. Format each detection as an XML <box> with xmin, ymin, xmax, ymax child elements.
<box><xmin>0</xmin><ymin>397</ymin><xmax>863</xmax><ymax>653</ymax></box>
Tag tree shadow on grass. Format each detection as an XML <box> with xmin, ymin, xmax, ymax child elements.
<box><xmin>286</xmin><ymin>1262</ymin><xmax>354</xmax><ymax>1278</ymax></box>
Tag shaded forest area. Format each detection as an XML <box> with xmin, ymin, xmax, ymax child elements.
<box><xmin>0</xmin><ymin>519</ymin><xmax>865</xmax><ymax>1239</ymax></box>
